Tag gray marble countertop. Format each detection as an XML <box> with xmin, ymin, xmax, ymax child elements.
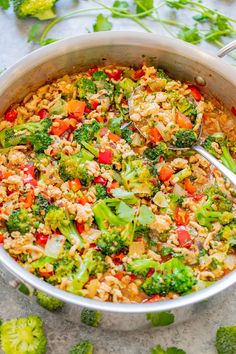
<box><xmin>0</xmin><ymin>1</ymin><xmax>236</xmax><ymax>353</ymax></box>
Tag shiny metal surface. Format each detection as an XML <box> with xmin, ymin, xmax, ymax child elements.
<box><xmin>217</xmin><ymin>39</ymin><xmax>236</xmax><ymax>58</ymax></box>
<box><xmin>0</xmin><ymin>32</ymin><xmax>236</xmax><ymax>315</ymax></box>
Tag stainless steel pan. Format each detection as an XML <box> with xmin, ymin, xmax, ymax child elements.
<box><xmin>0</xmin><ymin>32</ymin><xmax>235</xmax><ymax>329</ymax></box>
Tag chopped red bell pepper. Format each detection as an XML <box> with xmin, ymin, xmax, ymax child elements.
<box><xmin>177</xmin><ymin>226</ymin><xmax>192</xmax><ymax>248</ymax></box>
<box><xmin>134</xmin><ymin>68</ymin><xmax>145</xmax><ymax>79</ymax></box>
<box><xmin>112</xmin><ymin>252</ymin><xmax>125</xmax><ymax>265</ymax></box>
<box><xmin>76</xmin><ymin>221</ymin><xmax>85</xmax><ymax>234</ymax></box>
<box><xmin>175</xmin><ymin>207</ymin><xmax>189</xmax><ymax>226</ymax></box>
<box><xmin>129</xmin><ymin>274</ymin><xmax>138</xmax><ymax>282</ymax></box>
<box><xmin>106</xmin><ymin>69</ymin><xmax>123</xmax><ymax>81</ymax></box>
<box><xmin>35</xmin><ymin>233</ymin><xmax>49</xmax><ymax>247</ymax></box>
<box><xmin>77</xmin><ymin>196</ymin><xmax>89</xmax><ymax>205</ymax></box>
<box><xmin>0</xmin><ymin>234</ymin><xmax>4</xmax><ymax>244</ymax></box>
<box><xmin>159</xmin><ymin>165</ymin><xmax>173</xmax><ymax>182</ymax></box>
<box><xmin>149</xmin><ymin>127</ymin><xmax>163</xmax><ymax>143</ymax></box>
<box><xmin>39</xmin><ymin>269</ymin><xmax>54</xmax><ymax>277</ymax></box>
<box><xmin>50</xmin><ymin>119</ymin><xmax>70</xmax><ymax>136</ymax></box>
<box><xmin>24</xmin><ymin>190</ymin><xmax>35</xmax><ymax>209</ymax></box>
<box><xmin>176</xmin><ymin>112</ymin><xmax>193</xmax><ymax>129</ymax></box>
<box><xmin>94</xmin><ymin>176</ymin><xmax>107</xmax><ymax>185</ymax></box>
<box><xmin>21</xmin><ymin>164</ymin><xmax>35</xmax><ymax>178</ymax></box>
<box><xmin>38</xmin><ymin>109</ymin><xmax>49</xmax><ymax>119</ymax></box>
<box><xmin>84</xmin><ymin>105</ymin><xmax>92</xmax><ymax>114</ymax></box>
<box><xmin>91</xmin><ymin>100</ymin><xmax>99</xmax><ymax>110</ymax></box>
<box><xmin>192</xmin><ymin>193</ymin><xmax>205</xmax><ymax>201</ymax></box>
<box><xmin>143</xmin><ymin>294</ymin><xmax>161</xmax><ymax>303</ymax></box>
<box><xmin>5</xmin><ymin>110</ymin><xmax>18</xmax><ymax>122</ymax></box>
<box><xmin>147</xmin><ymin>268</ymin><xmax>155</xmax><ymax>278</ymax></box>
<box><xmin>114</xmin><ymin>272</ymin><xmax>124</xmax><ymax>281</ymax></box>
<box><xmin>23</xmin><ymin>175</ymin><xmax>38</xmax><ymax>187</ymax></box>
<box><xmin>98</xmin><ymin>149</ymin><xmax>113</xmax><ymax>164</ymax></box>
<box><xmin>68</xmin><ymin>178</ymin><xmax>82</xmax><ymax>192</ymax></box>
<box><xmin>231</xmin><ymin>106</ymin><xmax>236</xmax><ymax>116</ymax></box>
<box><xmin>184</xmin><ymin>178</ymin><xmax>196</xmax><ymax>195</ymax></box>
<box><xmin>87</xmin><ymin>66</ymin><xmax>98</xmax><ymax>76</ymax></box>
<box><xmin>107</xmin><ymin>181</ymin><xmax>119</xmax><ymax>193</ymax></box>
<box><xmin>189</xmin><ymin>86</ymin><xmax>202</xmax><ymax>101</ymax></box>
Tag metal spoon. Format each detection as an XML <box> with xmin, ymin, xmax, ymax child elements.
<box><xmin>129</xmin><ymin>87</ymin><xmax>236</xmax><ymax>186</ymax></box>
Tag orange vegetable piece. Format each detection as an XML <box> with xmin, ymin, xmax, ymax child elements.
<box><xmin>159</xmin><ymin>165</ymin><xmax>173</xmax><ymax>182</ymax></box>
<box><xmin>149</xmin><ymin>127</ymin><xmax>163</xmax><ymax>143</ymax></box>
<box><xmin>176</xmin><ymin>112</ymin><xmax>193</xmax><ymax>129</ymax></box>
<box><xmin>184</xmin><ymin>178</ymin><xmax>196</xmax><ymax>194</ymax></box>
<box><xmin>68</xmin><ymin>100</ymin><xmax>85</xmax><ymax>120</ymax></box>
<box><xmin>108</xmin><ymin>132</ymin><xmax>121</xmax><ymax>143</ymax></box>
<box><xmin>50</xmin><ymin>119</ymin><xmax>70</xmax><ymax>136</ymax></box>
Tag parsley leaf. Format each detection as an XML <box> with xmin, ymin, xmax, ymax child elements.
<box><xmin>93</xmin><ymin>14</ymin><xmax>113</xmax><ymax>32</ymax></box>
<box><xmin>112</xmin><ymin>1</ymin><xmax>129</xmax><ymax>18</ymax></box>
<box><xmin>28</xmin><ymin>24</ymin><xmax>42</xmax><ymax>43</ymax></box>
<box><xmin>166</xmin><ymin>0</ymin><xmax>188</xmax><ymax>10</ymax></box>
<box><xmin>150</xmin><ymin>344</ymin><xmax>186</xmax><ymax>354</ymax></box>
<box><xmin>138</xmin><ymin>205</ymin><xmax>155</xmax><ymax>226</ymax></box>
<box><xmin>178</xmin><ymin>26</ymin><xmax>202</xmax><ymax>44</ymax></box>
<box><xmin>135</xmin><ymin>0</ymin><xmax>154</xmax><ymax>17</ymax></box>
<box><xmin>116</xmin><ymin>201</ymin><xmax>135</xmax><ymax>222</ymax></box>
<box><xmin>146</xmin><ymin>311</ymin><xmax>175</xmax><ymax>327</ymax></box>
<box><xmin>0</xmin><ymin>0</ymin><xmax>10</xmax><ymax>10</ymax></box>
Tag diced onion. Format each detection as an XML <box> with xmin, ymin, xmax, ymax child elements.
<box><xmin>224</xmin><ymin>255</ymin><xmax>236</xmax><ymax>270</ymax></box>
<box><xmin>153</xmin><ymin>191</ymin><xmax>169</xmax><ymax>208</ymax></box>
<box><xmin>45</xmin><ymin>235</ymin><xmax>65</xmax><ymax>258</ymax></box>
<box><xmin>173</xmin><ymin>183</ymin><xmax>186</xmax><ymax>197</ymax></box>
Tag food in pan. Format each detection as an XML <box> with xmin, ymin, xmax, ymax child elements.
<box><xmin>0</xmin><ymin>65</ymin><xmax>235</xmax><ymax>303</ymax></box>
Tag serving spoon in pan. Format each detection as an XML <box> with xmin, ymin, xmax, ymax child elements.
<box><xmin>129</xmin><ymin>86</ymin><xmax>236</xmax><ymax>186</ymax></box>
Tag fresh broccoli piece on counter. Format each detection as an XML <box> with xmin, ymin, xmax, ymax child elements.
<box><xmin>80</xmin><ymin>308</ymin><xmax>102</xmax><ymax>327</ymax></box>
<box><xmin>0</xmin><ymin>315</ymin><xmax>47</xmax><ymax>354</ymax></box>
<box><xmin>69</xmin><ymin>340</ymin><xmax>93</xmax><ymax>354</ymax></box>
<box><xmin>216</xmin><ymin>325</ymin><xmax>236</xmax><ymax>354</ymax></box>
<box><xmin>35</xmin><ymin>290</ymin><xmax>64</xmax><ymax>312</ymax></box>
<box><xmin>13</xmin><ymin>0</ymin><xmax>58</xmax><ymax>20</ymax></box>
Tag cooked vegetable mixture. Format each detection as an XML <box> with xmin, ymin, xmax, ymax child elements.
<box><xmin>0</xmin><ymin>65</ymin><xmax>236</xmax><ymax>303</ymax></box>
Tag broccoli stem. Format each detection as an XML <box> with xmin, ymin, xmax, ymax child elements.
<box><xmin>221</xmin><ymin>145</ymin><xmax>236</xmax><ymax>173</ymax></box>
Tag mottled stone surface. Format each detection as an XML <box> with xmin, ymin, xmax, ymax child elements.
<box><xmin>0</xmin><ymin>1</ymin><xmax>236</xmax><ymax>353</ymax></box>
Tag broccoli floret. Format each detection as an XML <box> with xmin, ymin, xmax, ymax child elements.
<box><xmin>69</xmin><ymin>340</ymin><xmax>93</xmax><ymax>354</ymax></box>
<box><xmin>86</xmin><ymin>248</ymin><xmax>107</xmax><ymax>275</ymax></box>
<box><xmin>216</xmin><ymin>325</ymin><xmax>236</xmax><ymax>354</ymax></box>
<box><xmin>47</xmin><ymin>256</ymin><xmax>76</xmax><ymax>284</ymax></box>
<box><xmin>95</xmin><ymin>184</ymin><xmax>108</xmax><ymax>200</ymax></box>
<box><xmin>203</xmin><ymin>132</ymin><xmax>236</xmax><ymax>173</ymax></box>
<box><xmin>0</xmin><ymin>315</ymin><xmax>47</xmax><ymax>354</ymax></box>
<box><xmin>127</xmin><ymin>258</ymin><xmax>159</xmax><ymax>276</ymax></box>
<box><xmin>7</xmin><ymin>209</ymin><xmax>31</xmax><ymax>234</ymax></box>
<box><xmin>58</xmin><ymin>149</ymin><xmax>94</xmax><ymax>184</ymax></box>
<box><xmin>45</xmin><ymin>207</ymin><xmax>84</xmax><ymax>246</ymax></box>
<box><xmin>121</xmin><ymin>159</ymin><xmax>157</xmax><ymax>196</ymax></box>
<box><xmin>73</xmin><ymin>120</ymin><xmax>100</xmax><ymax>144</ymax></box>
<box><xmin>28</xmin><ymin>131</ymin><xmax>52</xmax><ymax>153</ymax></box>
<box><xmin>121</xmin><ymin>126</ymin><xmax>133</xmax><ymax>144</ymax></box>
<box><xmin>92</xmin><ymin>71</ymin><xmax>107</xmax><ymax>81</ymax></box>
<box><xmin>13</xmin><ymin>0</ymin><xmax>57</xmax><ymax>20</ymax></box>
<box><xmin>33</xmin><ymin>194</ymin><xmax>51</xmax><ymax>216</ymax></box>
<box><xmin>80</xmin><ymin>308</ymin><xmax>102</xmax><ymax>327</ymax></box>
<box><xmin>108</xmin><ymin>116</ymin><xmax>123</xmax><ymax>135</ymax></box>
<box><xmin>142</xmin><ymin>258</ymin><xmax>196</xmax><ymax>296</ymax></box>
<box><xmin>35</xmin><ymin>290</ymin><xmax>64</xmax><ymax>312</ymax></box>
<box><xmin>218</xmin><ymin>219</ymin><xmax>236</xmax><ymax>247</ymax></box>
<box><xmin>0</xmin><ymin>118</ymin><xmax>52</xmax><ymax>149</ymax></box>
<box><xmin>93</xmin><ymin>199</ymin><xmax>134</xmax><ymax>254</ymax></box>
<box><xmin>150</xmin><ymin>344</ymin><xmax>186</xmax><ymax>354</ymax></box>
<box><xmin>176</xmin><ymin>97</ymin><xmax>197</xmax><ymax>119</ymax></box>
<box><xmin>157</xmin><ymin>69</ymin><xmax>172</xmax><ymax>81</ymax></box>
<box><xmin>195</xmin><ymin>186</ymin><xmax>234</xmax><ymax>228</ymax></box>
<box><xmin>76</xmin><ymin>78</ymin><xmax>96</xmax><ymax>99</ymax></box>
<box><xmin>96</xmin><ymin>231</ymin><xmax>128</xmax><ymax>255</ymax></box>
<box><xmin>144</xmin><ymin>142</ymin><xmax>170</xmax><ymax>161</ymax></box>
<box><xmin>172</xmin><ymin>129</ymin><xmax>197</xmax><ymax>148</ymax></box>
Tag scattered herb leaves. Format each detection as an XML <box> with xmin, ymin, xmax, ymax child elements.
<box><xmin>0</xmin><ymin>0</ymin><xmax>10</xmax><ymax>10</ymax></box>
<box><xmin>93</xmin><ymin>14</ymin><xmax>113</xmax><ymax>32</ymax></box>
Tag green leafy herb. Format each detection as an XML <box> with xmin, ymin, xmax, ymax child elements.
<box><xmin>0</xmin><ymin>0</ymin><xmax>10</xmax><ymax>10</ymax></box>
<box><xmin>135</xmin><ymin>0</ymin><xmax>154</xmax><ymax>18</ymax></box>
<box><xmin>178</xmin><ymin>26</ymin><xmax>202</xmax><ymax>44</ymax></box>
<box><xmin>138</xmin><ymin>205</ymin><xmax>155</xmax><ymax>226</ymax></box>
<box><xmin>116</xmin><ymin>201</ymin><xmax>135</xmax><ymax>222</ymax></box>
<box><xmin>28</xmin><ymin>24</ymin><xmax>42</xmax><ymax>43</ymax></box>
<box><xmin>93</xmin><ymin>14</ymin><xmax>113</xmax><ymax>32</ymax></box>
<box><xmin>150</xmin><ymin>344</ymin><xmax>186</xmax><ymax>354</ymax></box>
<box><xmin>147</xmin><ymin>311</ymin><xmax>175</xmax><ymax>327</ymax></box>
<box><xmin>112</xmin><ymin>0</ymin><xmax>129</xmax><ymax>18</ymax></box>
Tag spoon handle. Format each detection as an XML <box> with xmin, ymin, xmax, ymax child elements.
<box><xmin>193</xmin><ymin>145</ymin><xmax>236</xmax><ymax>186</ymax></box>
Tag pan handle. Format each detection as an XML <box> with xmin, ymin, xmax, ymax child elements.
<box><xmin>217</xmin><ymin>40</ymin><xmax>236</xmax><ymax>58</ymax></box>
